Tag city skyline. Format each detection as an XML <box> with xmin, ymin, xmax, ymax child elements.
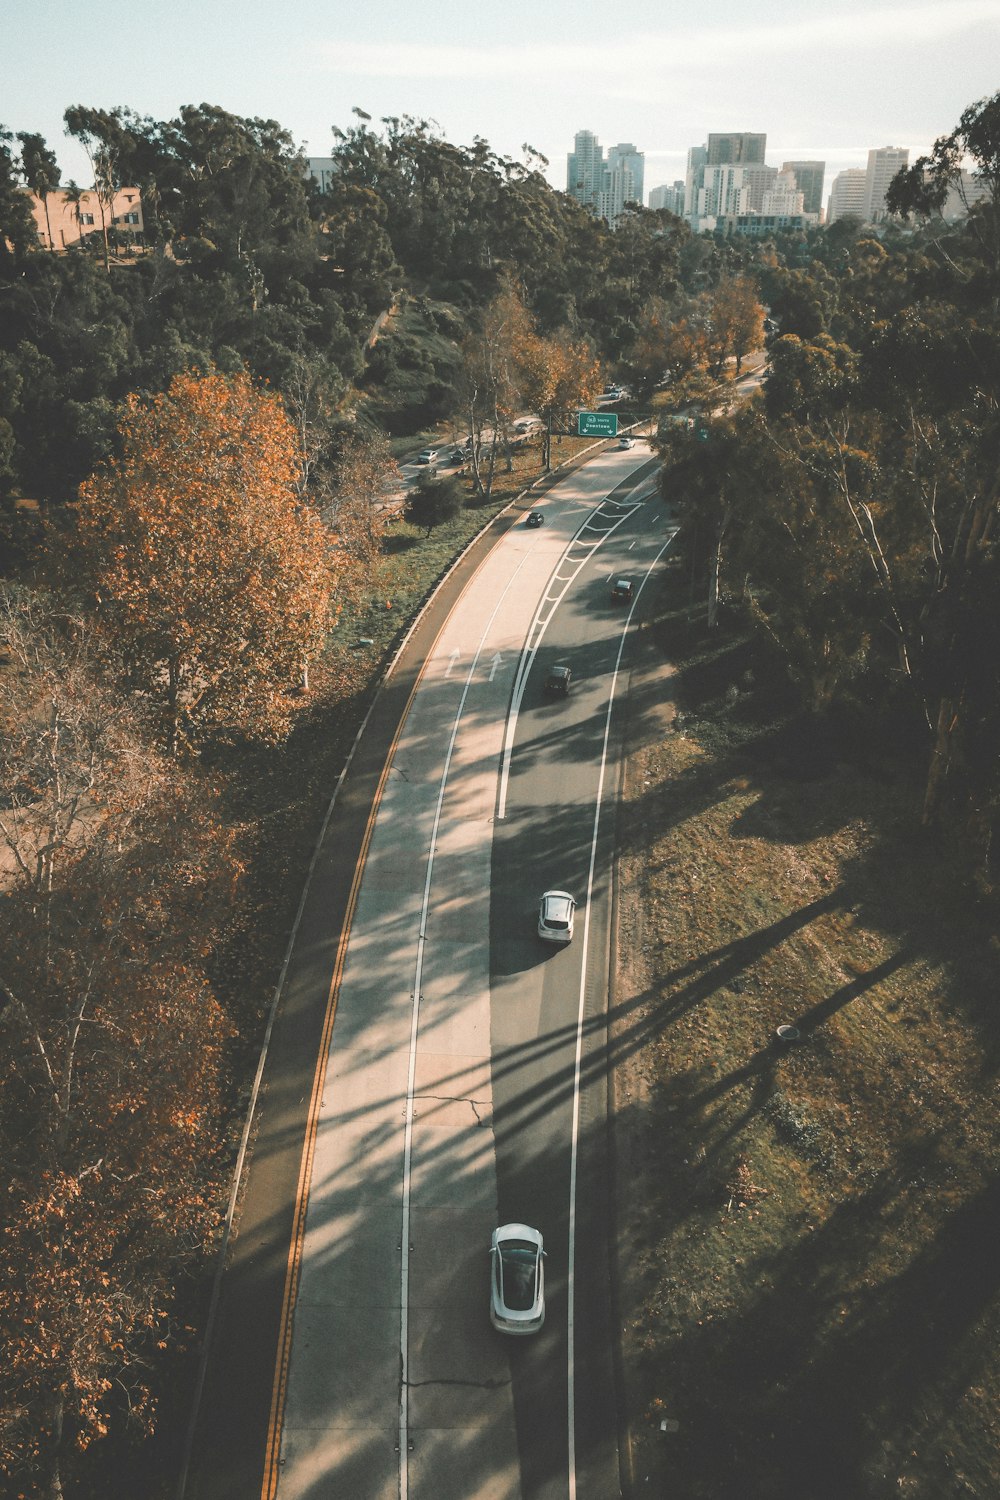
<box><xmin>4</xmin><ymin>0</ymin><xmax>999</xmax><ymax>199</ymax></box>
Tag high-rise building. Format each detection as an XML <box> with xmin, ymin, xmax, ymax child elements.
<box><xmin>648</xmin><ymin>181</ymin><xmax>685</xmax><ymax>214</ymax></box>
<box><xmin>566</xmin><ymin>131</ymin><xmax>645</xmax><ymax>225</ymax></box>
<box><xmin>699</xmin><ymin>163</ymin><xmax>754</xmax><ymax>219</ymax></box>
<box><xmin>763</xmin><ymin>170</ymin><xmax>805</xmax><ymax>216</ymax></box>
<box><xmin>605</xmin><ymin>142</ymin><xmax>645</xmax><ymax>218</ymax></box>
<box><xmin>742</xmin><ymin>164</ymin><xmax>779</xmax><ymax>212</ymax></box>
<box><xmin>566</xmin><ymin>130</ymin><xmax>605</xmax><ymax>213</ymax></box>
<box><xmin>864</xmin><ymin>146</ymin><xmax>909</xmax><ymax>222</ymax></box>
<box><xmin>684</xmin><ymin>145</ymin><xmax>708</xmax><ymax>218</ymax></box>
<box><xmin>826</xmin><ymin>168</ymin><xmax>867</xmax><ymax>225</ymax></box>
<box><xmin>782</xmin><ymin>160</ymin><xmax>825</xmax><ymax>217</ymax></box>
<box><xmin>686</xmin><ymin>134</ymin><xmax>767</xmax><ymax>228</ymax></box>
<box><xmin>707</xmin><ymin>132</ymin><xmax>766</xmax><ymax>166</ymax></box>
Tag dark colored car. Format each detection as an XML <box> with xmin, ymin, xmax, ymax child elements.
<box><xmin>611</xmin><ymin>577</ymin><xmax>634</xmax><ymax>602</ymax></box>
<box><xmin>526</xmin><ymin>510</ymin><xmax>544</xmax><ymax>527</ymax></box>
<box><xmin>545</xmin><ymin>664</ymin><xmax>572</xmax><ymax>695</ymax></box>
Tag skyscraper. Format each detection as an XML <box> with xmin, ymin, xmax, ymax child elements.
<box><xmin>782</xmin><ymin>161</ymin><xmax>825</xmax><ymax>218</ymax></box>
<box><xmin>684</xmin><ymin>144</ymin><xmax>708</xmax><ymax>218</ymax></box>
<box><xmin>707</xmin><ymin>133</ymin><xmax>766</xmax><ymax>166</ymax></box>
<box><xmin>566</xmin><ymin>131</ymin><xmax>645</xmax><ymax>225</ymax></box>
<box><xmin>566</xmin><ymin>130</ymin><xmax>604</xmax><ymax>213</ymax></box>
<box><xmin>648</xmin><ymin>181</ymin><xmax>685</xmax><ymax>214</ymax></box>
<box><xmin>864</xmin><ymin>146</ymin><xmax>909</xmax><ymax>222</ymax></box>
<box><xmin>686</xmin><ymin>134</ymin><xmax>767</xmax><ymax>228</ymax></box>
<box><xmin>606</xmin><ymin>142</ymin><xmax>645</xmax><ymax>217</ymax></box>
<box><xmin>827</xmin><ymin>168</ymin><xmax>867</xmax><ymax>225</ymax></box>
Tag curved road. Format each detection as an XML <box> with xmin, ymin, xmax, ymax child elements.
<box><xmin>182</xmin><ymin>443</ymin><xmax>675</xmax><ymax>1500</ymax></box>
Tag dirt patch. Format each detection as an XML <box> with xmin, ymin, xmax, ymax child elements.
<box><xmin>613</xmin><ymin>591</ymin><xmax>1000</xmax><ymax>1499</ymax></box>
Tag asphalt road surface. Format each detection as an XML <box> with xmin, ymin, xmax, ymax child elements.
<box><xmin>181</xmin><ymin>442</ymin><xmax>675</xmax><ymax>1500</ymax></box>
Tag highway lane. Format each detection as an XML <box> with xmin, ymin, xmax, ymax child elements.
<box><xmin>492</xmin><ymin>477</ymin><xmax>675</xmax><ymax>1500</ymax></box>
<box><xmin>258</xmin><ymin>446</ymin><xmax>670</xmax><ymax>1500</ymax></box>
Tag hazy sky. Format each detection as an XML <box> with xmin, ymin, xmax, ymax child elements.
<box><xmin>4</xmin><ymin>0</ymin><xmax>1000</xmax><ymax>204</ymax></box>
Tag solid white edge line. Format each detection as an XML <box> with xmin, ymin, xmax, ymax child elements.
<box><xmin>567</xmin><ymin>525</ymin><xmax>678</xmax><ymax>1499</ymax></box>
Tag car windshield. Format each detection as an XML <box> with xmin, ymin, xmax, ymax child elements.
<box><xmin>545</xmin><ymin>908</ymin><xmax>569</xmax><ymax>928</ymax></box>
<box><xmin>500</xmin><ymin>1244</ymin><xmax>537</xmax><ymax>1311</ymax></box>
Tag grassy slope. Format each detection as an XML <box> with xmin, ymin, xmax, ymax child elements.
<box><xmin>614</xmin><ymin>586</ymin><xmax>1000</xmax><ymax>1499</ymax></box>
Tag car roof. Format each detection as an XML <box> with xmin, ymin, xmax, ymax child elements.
<box><xmin>495</xmin><ymin>1222</ymin><xmax>543</xmax><ymax>1247</ymax></box>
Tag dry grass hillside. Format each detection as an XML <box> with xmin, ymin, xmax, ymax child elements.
<box><xmin>613</xmin><ymin>576</ymin><xmax>1000</xmax><ymax>1500</ymax></box>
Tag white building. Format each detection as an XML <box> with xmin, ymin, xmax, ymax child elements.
<box><xmin>685</xmin><ymin>133</ymin><xmax>770</xmax><ymax>231</ymax></box>
<box><xmin>566</xmin><ymin>129</ymin><xmax>605</xmax><ymax>213</ymax></box>
<box><xmin>763</xmin><ymin>169</ymin><xmax>805</xmax><ymax>216</ymax></box>
<box><xmin>605</xmin><ymin>142</ymin><xmax>645</xmax><ymax>220</ymax></box>
<box><xmin>566</xmin><ymin>131</ymin><xmax>645</xmax><ymax>226</ymax></box>
<box><xmin>864</xmin><ymin>146</ymin><xmax>909</xmax><ymax>222</ymax></box>
<box><xmin>827</xmin><ymin>168</ymin><xmax>868</xmax><ymax>225</ymax></box>
<box><xmin>942</xmin><ymin>170</ymin><xmax>992</xmax><ymax>220</ymax></box>
<box><xmin>307</xmin><ymin>157</ymin><xmax>339</xmax><ymax>193</ymax></box>
<box><xmin>648</xmin><ymin>181</ymin><xmax>685</xmax><ymax>214</ymax></box>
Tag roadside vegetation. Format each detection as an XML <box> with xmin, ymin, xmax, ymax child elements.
<box><xmin>0</xmin><ymin>87</ymin><xmax>998</xmax><ymax>1497</ymax></box>
<box><xmin>616</xmin><ymin>597</ymin><xmax>1000</xmax><ymax>1499</ymax></box>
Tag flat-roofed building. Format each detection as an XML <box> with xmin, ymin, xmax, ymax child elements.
<box><xmin>567</xmin><ymin>129</ymin><xmax>605</xmax><ymax>213</ymax></box>
<box><xmin>648</xmin><ymin>181</ymin><xmax>685</xmax><ymax>214</ymax></box>
<box><xmin>865</xmin><ymin>146</ymin><xmax>909</xmax><ymax>222</ymax></box>
<box><xmin>827</xmin><ymin>168</ymin><xmax>868</xmax><ymax>225</ymax></box>
<box><xmin>707</xmin><ymin>132</ymin><xmax>766</xmax><ymax>166</ymax></box>
<box><xmin>763</xmin><ymin>170</ymin><xmax>805</xmax><ymax>216</ymax></box>
<box><xmin>25</xmin><ymin>186</ymin><xmax>144</xmax><ymax>251</ymax></box>
<box><xmin>307</xmin><ymin>157</ymin><xmax>339</xmax><ymax>193</ymax></box>
<box><xmin>782</xmin><ymin>160</ymin><xmax>825</xmax><ymax>217</ymax></box>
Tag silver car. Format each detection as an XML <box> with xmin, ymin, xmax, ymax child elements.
<box><xmin>538</xmin><ymin>889</ymin><xmax>576</xmax><ymax>943</ymax></box>
<box><xmin>490</xmin><ymin>1223</ymin><xmax>545</xmax><ymax>1334</ymax></box>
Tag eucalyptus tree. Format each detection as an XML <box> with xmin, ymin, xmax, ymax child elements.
<box><xmin>16</xmin><ymin>132</ymin><xmax>60</xmax><ymax>249</ymax></box>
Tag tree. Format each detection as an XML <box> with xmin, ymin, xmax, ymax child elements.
<box><xmin>521</xmin><ymin>327</ymin><xmax>602</xmax><ymax>470</ymax></box>
<box><xmin>326</xmin><ymin>427</ymin><xmax>397</xmax><ymax>574</ymax></box>
<box><xmin>886</xmin><ymin>92</ymin><xmax>1000</xmax><ymax>266</ymax></box>
<box><xmin>72</xmin><ymin>368</ymin><xmax>335</xmax><ymax>752</ymax></box>
<box><xmin>404</xmin><ymin>468</ymin><xmax>464</xmax><ymax>534</ymax></box>
<box><xmin>62</xmin><ymin>179</ymin><xmax>86</xmax><ymax>245</ymax></box>
<box><xmin>63</xmin><ymin>107</ymin><xmax>125</xmax><ymax>271</ymax></box>
<box><xmin>704</xmin><ymin>275</ymin><xmax>766</xmax><ymax>377</ymax></box>
<box><xmin>17</xmin><ymin>133</ymin><xmax>60</xmax><ymax>250</ymax></box>
<box><xmin>0</xmin><ymin>587</ymin><xmax>238</xmax><ymax>1498</ymax></box>
<box><xmin>460</xmin><ymin>278</ymin><xmax>537</xmax><ymax>496</ymax></box>
<box><xmin>0</xmin><ymin>126</ymin><xmax>37</xmax><ymax>269</ymax></box>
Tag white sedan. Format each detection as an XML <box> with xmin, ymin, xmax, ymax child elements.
<box><xmin>538</xmin><ymin>889</ymin><xmax>576</xmax><ymax>943</ymax></box>
<box><xmin>490</xmin><ymin>1223</ymin><xmax>546</xmax><ymax>1334</ymax></box>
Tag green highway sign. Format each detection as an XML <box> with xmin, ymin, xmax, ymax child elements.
<box><xmin>577</xmin><ymin>411</ymin><xmax>618</xmax><ymax>437</ymax></box>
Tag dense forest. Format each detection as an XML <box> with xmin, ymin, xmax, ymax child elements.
<box><xmin>0</xmin><ymin>92</ymin><xmax>998</xmax><ymax>1497</ymax></box>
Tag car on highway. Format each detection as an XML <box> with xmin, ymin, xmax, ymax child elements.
<box><xmin>526</xmin><ymin>510</ymin><xmax>544</xmax><ymax>527</ymax></box>
<box><xmin>545</xmin><ymin>664</ymin><xmax>572</xmax><ymax>695</ymax></box>
<box><xmin>611</xmin><ymin>577</ymin><xmax>634</xmax><ymax>603</ymax></box>
<box><xmin>490</xmin><ymin>1223</ymin><xmax>546</xmax><ymax>1334</ymax></box>
<box><xmin>416</xmin><ymin>448</ymin><xmax>440</xmax><ymax>465</ymax></box>
<box><xmin>618</xmin><ymin>435</ymin><xmax>635</xmax><ymax>450</ymax></box>
<box><xmin>538</xmin><ymin>889</ymin><xmax>576</xmax><ymax>943</ymax></box>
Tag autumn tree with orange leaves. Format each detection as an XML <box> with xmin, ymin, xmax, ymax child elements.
<box><xmin>0</xmin><ymin>588</ymin><xmax>239</xmax><ymax>1499</ymax></box>
<box><xmin>74</xmin><ymin>368</ymin><xmax>335</xmax><ymax>754</ymax></box>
